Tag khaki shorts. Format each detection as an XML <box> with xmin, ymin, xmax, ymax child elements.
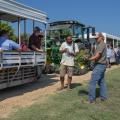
<box><xmin>60</xmin><ymin>64</ymin><xmax>73</xmax><ymax>78</ymax></box>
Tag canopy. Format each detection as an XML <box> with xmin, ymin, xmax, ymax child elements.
<box><xmin>0</xmin><ymin>0</ymin><xmax>47</xmax><ymax>23</ymax></box>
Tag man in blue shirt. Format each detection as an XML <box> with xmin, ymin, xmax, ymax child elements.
<box><xmin>0</xmin><ymin>30</ymin><xmax>20</xmax><ymax>51</ymax></box>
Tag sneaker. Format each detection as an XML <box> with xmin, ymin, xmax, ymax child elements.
<box><xmin>101</xmin><ymin>98</ymin><xmax>107</xmax><ymax>102</ymax></box>
<box><xmin>89</xmin><ymin>100</ymin><xmax>96</xmax><ymax>104</ymax></box>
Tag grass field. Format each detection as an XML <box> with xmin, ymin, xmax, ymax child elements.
<box><xmin>1</xmin><ymin>68</ymin><xmax>120</xmax><ymax>120</ymax></box>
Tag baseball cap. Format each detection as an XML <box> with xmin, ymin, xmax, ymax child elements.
<box><xmin>95</xmin><ymin>33</ymin><xmax>104</xmax><ymax>39</ymax></box>
<box><xmin>34</xmin><ymin>26</ymin><xmax>41</xmax><ymax>32</ymax></box>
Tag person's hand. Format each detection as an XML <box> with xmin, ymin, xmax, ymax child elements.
<box><xmin>63</xmin><ymin>48</ymin><xmax>68</xmax><ymax>53</ymax></box>
<box><xmin>38</xmin><ymin>32</ymin><xmax>44</xmax><ymax>37</ymax></box>
<box><xmin>83</xmin><ymin>55</ymin><xmax>90</xmax><ymax>61</ymax></box>
<box><xmin>38</xmin><ymin>49</ymin><xmax>44</xmax><ymax>52</ymax></box>
<box><xmin>68</xmin><ymin>52</ymin><xmax>75</xmax><ymax>56</ymax></box>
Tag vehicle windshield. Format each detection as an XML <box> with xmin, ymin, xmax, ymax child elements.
<box><xmin>47</xmin><ymin>23</ymin><xmax>83</xmax><ymax>42</ymax></box>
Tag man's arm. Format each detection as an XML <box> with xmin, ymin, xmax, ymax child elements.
<box><xmin>89</xmin><ymin>52</ymin><xmax>101</xmax><ymax>61</ymax></box>
<box><xmin>60</xmin><ymin>48</ymin><xmax>67</xmax><ymax>54</ymax></box>
<box><xmin>68</xmin><ymin>43</ymin><xmax>79</xmax><ymax>56</ymax></box>
<box><xmin>29</xmin><ymin>36</ymin><xmax>36</xmax><ymax>50</ymax></box>
<box><xmin>29</xmin><ymin>36</ymin><xmax>43</xmax><ymax>52</ymax></box>
<box><xmin>89</xmin><ymin>43</ymin><xmax>105</xmax><ymax>61</ymax></box>
<box><xmin>10</xmin><ymin>41</ymin><xmax>21</xmax><ymax>51</ymax></box>
<box><xmin>31</xmin><ymin>45</ymin><xmax>43</xmax><ymax>52</ymax></box>
<box><xmin>59</xmin><ymin>43</ymin><xmax>67</xmax><ymax>54</ymax></box>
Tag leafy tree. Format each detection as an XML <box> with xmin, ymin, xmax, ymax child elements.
<box><xmin>0</xmin><ymin>21</ymin><xmax>17</xmax><ymax>40</ymax></box>
<box><xmin>20</xmin><ymin>33</ymin><xmax>30</xmax><ymax>45</ymax></box>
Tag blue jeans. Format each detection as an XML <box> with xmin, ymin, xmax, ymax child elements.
<box><xmin>89</xmin><ymin>64</ymin><xmax>107</xmax><ymax>101</ymax></box>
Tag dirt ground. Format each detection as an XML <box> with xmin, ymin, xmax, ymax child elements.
<box><xmin>0</xmin><ymin>65</ymin><xmax>120</xmax><ymax>118</ymax></box>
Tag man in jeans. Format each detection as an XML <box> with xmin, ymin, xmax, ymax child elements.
<box><xmin>59</xmin><ymin>35</ymin><xmax>79</xmax><ymax>90</ymax></box>
<box><xmin>88</xmin><ymin>33</ymin><xmax>107</xmax><ymax>103</ymax></box>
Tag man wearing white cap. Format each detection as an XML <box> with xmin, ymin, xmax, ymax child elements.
<box><xmin>87</xmin><ymin>33</ymin><xmax>107</xmax><ymax>103</ymax></box>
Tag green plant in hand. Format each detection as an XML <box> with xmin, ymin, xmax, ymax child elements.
<box><xmin>75</xmin><ymin>49</ymin><xmax>90</xmax><ymax>65</ymax></box>
<box><xmin>74</xmin><ymin>49</ymin><xmax>91</xmax><ymax>75</ymax></box>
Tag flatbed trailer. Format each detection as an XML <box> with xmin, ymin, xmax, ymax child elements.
<box><xmin>0</xmin><ymin>0</ymin><xmax>47</xmax><ymax>89</ymax></box>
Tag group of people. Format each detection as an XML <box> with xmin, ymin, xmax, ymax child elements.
<box><xmin>0</xmin><ymin>26</ymin><xmax>43</xmax><ymax>79</ymax></box>
<box><xmin>0</xmin><ymin>28</ymin><xmax>109</xmax><ymax>103</ymax></box>
<box><xmin>59</xmin><ymin>33</ymin><xmax>107</xmax><ymax>103</ymax></box>
<box><xmin>114</xmin><ymin>45</ymin><xmax>120</xmax><ymax>64</ymax></box>
<box><xmin>0</xmin><ymin>26</ymin><xmax>43</xmax><ymax>52</ymax></box>
<box><xmin>107</xmin><ymin>44</ymin><xmax>120</xmax><ymax>68</ymax></box>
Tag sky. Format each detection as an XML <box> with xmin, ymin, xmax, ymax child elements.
<box><xmin>16</xmin><ymin>0</ymin><xmax>120</xmax><ymax>36</ymax></box>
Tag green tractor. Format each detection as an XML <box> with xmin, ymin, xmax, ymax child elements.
<box><xmin>46</xmin><ymin>20</ymin><xmax>95</xmax><ymax>74</ymax></box>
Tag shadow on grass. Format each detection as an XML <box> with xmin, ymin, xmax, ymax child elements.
<box><xmin>96</xmin><ymin>88</ymin><xmax>100</xmax><ymax>98</ymax></box>
<box><xmin>64</xmin><ymin>83</ymin><xmax>82</xmax><ymax>89</ymax></box>
<box><xmin>78</xmin><ymin>88</ymin><xmax>100</xmax><ymax>98</ymax></box>
<box><xmin>78</xmin><ymin>90</ymin><xmax>88</xmax><ymax>96</ymax></box>
<box><xmin>71</xmin><ymin>83</ymin><xmax>82</xmax><ymax>89</ymax></box>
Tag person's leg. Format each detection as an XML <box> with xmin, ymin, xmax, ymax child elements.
<box><xmin>98</xmin><ymin>66</ymin><xmax>107</xmax><ymax>100</ymax></box>
<box><xmin>59</xmin><ymin>64</ymin><xmax>66</xmax><ymax>89</ymax></box>
<box><xmin>60</xmin><ymin>77</ymin><xmax>65</xmax><ymax>89</ymax></box>
<box><xmin>67</xmin><ymin>66</ymin><xmax>73</xmax><ymax>89</ymax></box>
<box><xmin>107</xmin><ymin>58</ymin><xmax>110</xmax><ymax>68</ymax></box>
<box><xmin>89</xmin><ymin>65</ymin><xmax>101</xmax><ymax>101</ymax></box>
<box><xmin>109</xmin><ymin>58</ymin><xmax>111</xmax><ymax>67</ymax></box>
<box><xmin>67</xmin><ymin>76</ymin><xmax>72</xmax><ymax>89</ymax></box>
<box><xmin>108</xmin><ymin>58</ymin><xmax>110</xmax><ymax>67</ymax></box>
<box><xmin>119</xmin><ymin>56</ymin><xmax>120</xmax><ymax>64</ymax></box>
<box><xmin>99</xmin><ymin>77</ymin><xmax>107</xmax><ymax>100</ymax></box>
<box><xmin>116</xmin><ymin>56</ymin><xmax>119</xmax><ymax>65</ymax></box>
<box><xmin>36</xmin><ymin>66</ymin><xmax>42</xmax><ymax>80</ymax></box>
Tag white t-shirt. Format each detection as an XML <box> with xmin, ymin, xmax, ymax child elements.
<box><xmin>107</xmin><ymin>48</ymin><xmax>112</xmax><ymax>58</ymax></box>
<box><xmin>60</xmin><ymin>42</ymin><xmax>79</xmax><ymax>66</ymax></box>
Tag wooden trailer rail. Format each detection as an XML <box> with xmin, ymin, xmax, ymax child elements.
<box><xmin>0</xmin><ymin>51</ymin><xmax>45</xmax><ymax>90</ymax></box>
<box><xmin>0</xmin><ymin>51</ymin><xmax>45</xmax><ymax>69</ymax></box>
<box><xmin>0</xmin><ymin>0</ymin><xmax>48</xmax><ymax>90</ymax></box>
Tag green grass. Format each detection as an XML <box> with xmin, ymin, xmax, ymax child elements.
<box><xmin>1</xmin><ymin>68</ymin><xmax>120</xmax><ymax>120</ymax></box>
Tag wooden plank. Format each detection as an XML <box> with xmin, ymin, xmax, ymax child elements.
<box><xmin>0</xmin><ymin>80</ymin><xmax>7</xmax><ymax>82</ymax></box>
<box><xmin>0</xmin><ymin>66</ymin><xmax>37</xmax><ymax>90</ymax></box>
<box><xmin>23</xmin><ymin>72</ymin><xmax>35</xmax><ymax>75</ymax></box>
<box><xmin>21</xmin><ymin>55</ymin><xmax>34</xmax><ymax>58</ymax></box>
<box><xmin>21</xmin><ymin>52</ymin><xmax>34</xmax><ymax>55</ymax></box>
<box><xmin>0</xmin><ymin>83</ymin><xmax>8</xmax><ymax>90</ymax></box>
<box><xmin>3</xmin><ymin>60</ymin><xmax>20</xmax><ymax>64</ymax></box>
<box><xmin>21</xmin><ymin>59</ymin><xmax>34</xmax><ymax>63</ymax></box>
